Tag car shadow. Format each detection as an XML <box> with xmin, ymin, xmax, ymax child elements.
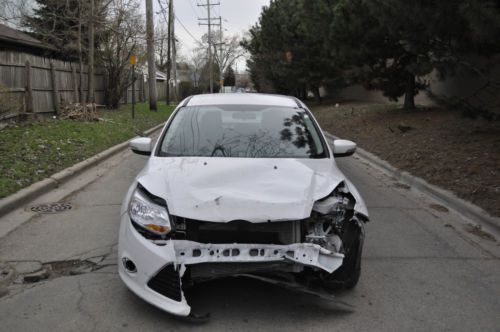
<box><xmin>125</xmin><ymin>276</ymin><xmax>355</xmax><ymax>326</ymax></box>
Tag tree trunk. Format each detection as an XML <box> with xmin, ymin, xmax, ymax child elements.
<box><xmin>146</xmin><ymin>0</ymin><xmax>158</xmax><ymax>110</ymax></box>
<box><xmin>313</xmin><ymin>86</ymin><xmax>322</xmax><ymax>103</ymax></box>
<box><xmin>87</xmin><ymin>0</ymin><xmax>95</xmax><ymax>103</ymax></box>
<box><xmin>404</xmin><ymin>73</ymin><xmax>416</xmax><ymax>109</ymax></box>
<box><xmin>78</xmin><ymin>2</ymin><xmax>83</xmax><ymax>103</ymax></box>
<box><xmin>166</xmin><ymin>0</ymin><xmax>172</xmax><ymax>105</ymax></box>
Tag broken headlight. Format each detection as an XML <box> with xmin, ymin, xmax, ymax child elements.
<box><xmin>306</xmin><ymin>183</ymin><xmax>355</xmax><ymax>252</ymax></box>
<box><xmin>129</xmin><ymin>186</ymin><xmax>171</xmax><ymax>236</ymax></box>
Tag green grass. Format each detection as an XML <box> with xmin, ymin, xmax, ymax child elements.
<box><xmin>0</xmin><ymin>102</ymin><xmax>175</xmax><ymax>199</ymax></box>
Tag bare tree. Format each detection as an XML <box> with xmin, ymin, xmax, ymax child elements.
<box><xmin>0</xmin><ymin>0</ymin><xmax>33</xmax><ymax>28</ymax></box>
<box><xmin>188</xmin><ymin>46</ymin><xmax>207</xmax><ymax>88</ymax></box>
<box><xmin>154</xmin><ymin>21</ymin><xmax>169</xmax><ymax>71</ymax></box>
<box><xmin>98</xmin><ymin>0</ymin><xmax>145</xmax><ymax>109</ymax></box>
<box><xmin>203</xmin><ymin>32</ymin><xmax>245</xmax><ymax>76</ymax></box>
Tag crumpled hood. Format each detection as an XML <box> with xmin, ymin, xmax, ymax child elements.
<box><xmin>136</xmin><ymin>157</ymin><xmax>345</xmax><ymax>222</ymax></box>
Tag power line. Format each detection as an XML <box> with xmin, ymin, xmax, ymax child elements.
<box><xmin>175</xmin><ymin>14</ymin><xmax>203</xmax><ymax>46</ymax></box>
<box><xmin>198</xmin><ymin>0</ymin><xmax>220</xmax><ymax>93</ymax></box>
<box><xmin>188</xmin><ymin>0</ymin><xmax>201</xmax><ymax>18</ymax></box>
<box><xmin>156</xmin><ymin>0</ymin><xmax>169</xmax><ymax>24</ymax></box>
<box><xmin>156</xmin><ymin>0</ymin><xmax>172</xmax><ymax>104</ymax></box>
<box><xmin>161</xmin><ymin>0</ymin><xmax>203</xmax><ymax>46</ymax></box>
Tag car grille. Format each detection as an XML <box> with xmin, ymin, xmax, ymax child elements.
<box><xmin>175</xmin><ymin>218</ymin><xmax>302</xmax><ymax>245</ymax></box>
<box><xmin>147</xmin><ymin>265</ymin><xmax>182</xmax><ymax>302</ymax></box>
<box><xmin>190</xmin><ymin>262</ymin><xmax>300</xmax><ymax>281</ymax></box>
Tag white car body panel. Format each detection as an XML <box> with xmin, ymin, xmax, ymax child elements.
<box><xmin>133</xmin><ymin>157</ymin><xmax>357</xmax><ymax>222</ymax></box>
<box><xmin>186</xmin><ymin>93</ymin><xmax>299</xmax><ymax>107</ymax></box>
<box><xmin>120</xmin><ymin>158</ymin><xmax>368</xmax><ymax>221</ymax></box>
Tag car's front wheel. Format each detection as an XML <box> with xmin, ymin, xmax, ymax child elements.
<box><xmin>321</xmin><ymin>221</ymin><xmax>364</xmax><ymax>290</ymax></box>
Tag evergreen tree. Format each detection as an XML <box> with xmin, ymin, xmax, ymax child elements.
<box><xmin>199</xmin><ymin>60</ymin><xmax>220</xmax><ymax>93</ymax></box>
<box><xmin>23</xmin><ymin>0</ymin><xmax>108</xmax><ymax>60</ymax></box>
<box><xmin>244</xmin><ymin>0</ymin><xmax>500</xmax><ymax>108</ymax></box>
<box><xmin>23</xmin><ymin>0</ymin><xmax>82</xmax><ymax>58</ymax></box>
<box><xmin>223</xmin><ymin>66</ymin><xmax>236</xmax><ymax>86</ymax></box>
<box><xmin>243</xmin><ymin>0</ymin><xmax>343</xmax><ymax>100</ymax></box>
<box><xmin>243</xmin><ymin>0</ymin><xmax>310</xmax><ymax>98</ymax></box>
<box><xmin>331</xmin><ymin>1</ymin><xmax>469</xmax><ymax>108</ymax></box>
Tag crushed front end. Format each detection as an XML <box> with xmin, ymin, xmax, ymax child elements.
<box><xmin>118</xmin><ymin>182</ymin><xmax>368</xmax><ymax>317</ymax></box>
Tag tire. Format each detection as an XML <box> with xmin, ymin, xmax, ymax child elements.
<box><xmin>322</xmin><ymin>221</ymin><xmax>364</xmax><ymax>290</ymax></box>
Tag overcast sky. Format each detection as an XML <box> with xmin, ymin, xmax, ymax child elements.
<box><xmin>150</xmin><ymin>0</ymin><xmax>270</xmax><ymax>71</ymax></box>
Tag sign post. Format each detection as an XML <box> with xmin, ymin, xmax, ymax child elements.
<box><xmin>130</xmin><ymin>55</ymin><xmax>137</xmax><ymax>119</ymax></box>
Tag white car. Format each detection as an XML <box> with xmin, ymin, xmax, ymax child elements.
<box><xmin>118</xmin><ymin>93</ymin><xmax>369</xmax><ymax>317</ymax></box>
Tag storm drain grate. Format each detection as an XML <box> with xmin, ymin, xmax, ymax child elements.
<box><xmin>30</xmin><ymin>202</ymin><xmax>73</xmax><ymax>214</ymax></box>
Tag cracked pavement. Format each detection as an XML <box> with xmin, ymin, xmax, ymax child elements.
<box><xmin>0</xmin><ymin>145</ymin><xmax>499</xmax><ymax>331</ymax></box>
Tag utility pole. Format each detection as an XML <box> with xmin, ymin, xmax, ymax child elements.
<box><xmin>87</xmin><ymin>0</ymin><xmax>94</xmax><ymax>103</ymax></box>
<box><xmin>172</xmin><ymin>5</ymin><xmax>178</xmax><ymax>103</ymax></box>
<box><xmin>166</xmin><ymin>0</ymin><xmax>172</xmax><ymax>105</ymax></box>
<box><xmin>198</xmin><ymin>1</ymin><xmax>220</xmax><ymax>93</ymax></box>
<box><xmin>77</xmin><ymin>2</ymin><xmax>83</xmax><ymax>103</ymax></box>
<box><xmin>216</xmin><ymin>17</ymin><xmax>224</xmax><ymax>93</ymax></box>
<box><xmin>146</xmin><ymin>0</ymin><xmax>158</xmax><ymax>110</ymax></box>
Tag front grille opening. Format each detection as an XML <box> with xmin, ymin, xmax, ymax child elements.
<box><xmin>182</xmin><ymin>219</ymin><xmax>302</xmax><ymax>245</ymax></box>
<box><xmin>147</xmin><ymin>265</ymin><xmax>182</xmax><ymax>302</ymax></box>
<box><xmin>198</xmin><ymin>230</ymin><xmax>281</xmax><ymax>244</ymax></box>
<box><xmin>189</xmin><ymin>262</ymin><xmax>301</xmax><ymax>281</ymax></box>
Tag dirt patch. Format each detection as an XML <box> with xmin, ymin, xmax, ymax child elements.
<box><xmin>429</xmin><ymin>204</ymin><xmax>450</xmax><ymax>213</ymax></box>
<box><xmin>392</xmin><ymin>183</ymin><xmax>411</xmax><ymax>190</ymax></box>
<box><xmin>311</xmin><ymin>102</ymin><xmax>500</xmax><ymax>217</ymax></box>
<box><xmin>464</xmin><ymin>224</ymin><xmax>496</xmax><ymax>242</ymax></box>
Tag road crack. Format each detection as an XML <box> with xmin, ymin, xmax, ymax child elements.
<box><xmin>76</xmin><ymin>279</ymin><xmax>98</xmax><ymax>332</ymax></box>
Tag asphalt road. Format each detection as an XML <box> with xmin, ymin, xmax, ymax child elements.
<box><xmin>0</xmin><ymin>144</ymin><xmax>499</xmax><ymax>331</ymax></box>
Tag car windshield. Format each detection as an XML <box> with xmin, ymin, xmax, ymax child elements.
<box><xmin>158</xmin><ymin>104</ymin><xmax>327</xmax><ymax>158</ymax></box>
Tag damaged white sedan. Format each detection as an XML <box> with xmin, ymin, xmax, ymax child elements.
<box><xmin>118</xmin><ymin>93</ymin><xmax>369</xmax><ymax>317</ymax></box>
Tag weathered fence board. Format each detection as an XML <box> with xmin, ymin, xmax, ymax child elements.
<box><xmin>0</xmin><ymin>49</ymin><xmax>170</xmax><ymax>120</ymax></box>
<box><xmin>0</xmin><ymin>50</ymin><xmax>106</xmax><ymax>117</ymax></box>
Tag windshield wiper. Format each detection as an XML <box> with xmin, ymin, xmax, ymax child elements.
<box><xmin>158</xmin><ymin>151</ymin><xmax>184</xmax><ymax>157</ymax></box>
<box><xmin>210</xmin><ymin>145</ymin><xmax>227</xmax><ymax>157</ymax></box>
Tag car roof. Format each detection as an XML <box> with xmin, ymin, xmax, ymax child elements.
<box><xmin>185</xmin><ymin>93</ymin><xmax>301</xmax><ymax>108</ymax></box>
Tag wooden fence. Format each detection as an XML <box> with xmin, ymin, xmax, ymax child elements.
<box><xmin>0</xmin><ymin>50</ymin><xmax>167</xmax><ymax>120</ymax></box>
<box><xmin>0</xmin><ymin>50</ymin><xmax>106</xmax><ymax>119</ymax></box>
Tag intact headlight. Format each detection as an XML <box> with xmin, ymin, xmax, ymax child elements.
<box><xmin>128</xmin><ymin>186</ymin><xmax>171</xmax><ymax>235</ymax></box>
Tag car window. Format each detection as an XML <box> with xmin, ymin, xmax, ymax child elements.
<box><xmin>158</xmin><ymin>104</ymin><xmax>327</xmax><ymax>158</ymax></box>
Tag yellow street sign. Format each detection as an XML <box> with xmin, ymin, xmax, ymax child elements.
<box><xmin>130</xmin><ymin>55</ymin><xmax>137</xmax><ymax>65</ymax></box>
<box><xmin>220</xmin><ymin>79</ymin><xmax>224</xmax><ymax>86</ymax></box>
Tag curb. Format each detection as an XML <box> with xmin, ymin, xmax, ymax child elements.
<box><xmin>324</xmin><ymin>132</ymin><xmax>500</xmax><ymax>233</ymax></box>
<box><xmin>0</xmin><ymin>122</ymin><xmax>165</xmax><ymax>217</ymax></box>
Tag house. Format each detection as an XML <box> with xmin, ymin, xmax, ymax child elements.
<box><xmin>152</xmin><ymin>63</ymin><xmax>192</xmax><ymax>85</ymax></box>
<box><xmin>0</xmin><ymin>23</ymin><xmax>56</xmax><ymax>55</ymax></box>
<box><xmin>176</xmin><ymin>62</ymin><xmax>192</xmax><ymax>84</ymax></box>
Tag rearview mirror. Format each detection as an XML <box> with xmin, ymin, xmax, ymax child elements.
<box><xmin>333</xmin><ymin>139</ymin><xmax>356</xmax><ymax>157</ymax></box>
<box><xmin>130</xmin><ymin>137</ymin><xmax>152</xmax><ymax>156</ymax></box>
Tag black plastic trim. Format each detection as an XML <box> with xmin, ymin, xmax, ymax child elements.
<box><xmin>147</xmin><ymin>265</ymin><xmax>182</xmax><ymax>302</ymax></box>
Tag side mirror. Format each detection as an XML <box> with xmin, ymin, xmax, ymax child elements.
<box><xmin>130</xmin><ymin>137</ymin><xmax>152</xmax><ymax>156</ymax></box>
<box><xmin>333</xmin><ymin>139</ymin><xmax>356</xmax><ymax>157</ymax></box>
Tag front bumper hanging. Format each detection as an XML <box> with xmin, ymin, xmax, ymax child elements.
<box><xmin>173</xmin><ymin>240</ymin><xmax>344</xmax><ymax>273</ymax></box>
<box><xmin>118</xmin><ymin>217</ymin><xmax>344</xmax><ymax>317</ymax></box>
